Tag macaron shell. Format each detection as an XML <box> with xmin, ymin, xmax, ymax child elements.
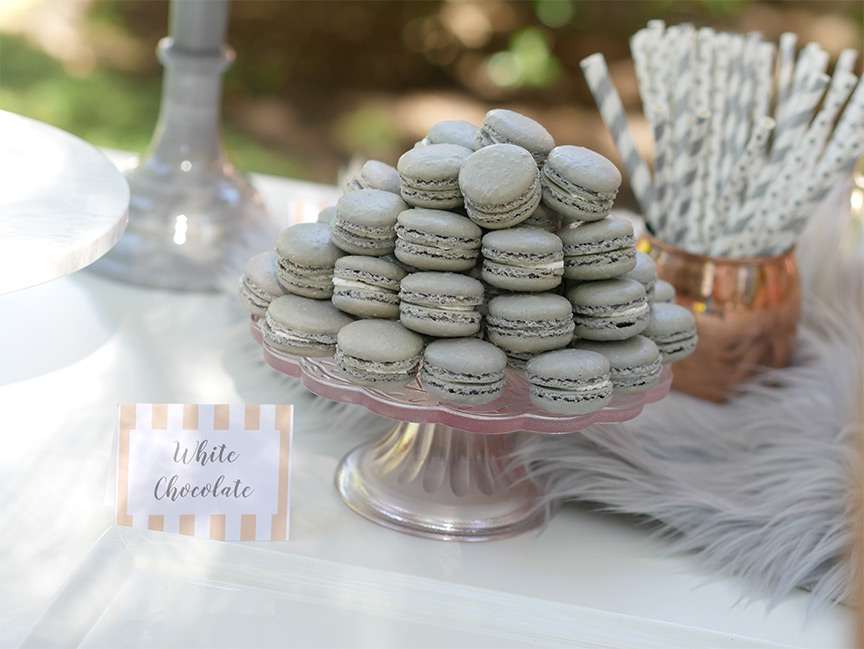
<box><xmin>277</xmin><ymin>222</ymin><xmax>346</xmax><ymax>267</ymax></box>
<box><xmin>474</xmin><ymin>109</ymin><xmax>555</xmax><ymax>164</ymax></box>
<box><xmin>525</xmin><ymin>349</ymin><xmax>612</xmax><ymax>415</ymax></box>
<box><xmin>420</xmin><ymin>338</ymin><xmax>508</xmax><ymax>406</ymax></box>
<box><xmin>544</xmin><ymin>146</ymin><xmax>622</xmax><ymax>193</ymax></box>
<box><xmin>571</xmin><ymin>336</ymin><xmax>662</xmax><ymax>394</ymax></box>
<box><xmin>336</xmin><ymin>319</ymin><xmax>424</xmax><ymax>362</ymax></box>
<box><xmin>459</xmin><ymin>144</ymin><xmax>542</xmax><ymax>229</ymax></box>
<box><xmin>653</xmin><ymin>279</ymin><xmax>676</xmax><ymax>303</ymax></box>
<box><xmin>643</xmin><ymin>303</ymin><xmax>698</xmax><ymax>362</ymax></box>
<box><xmin>424</xmin><ymin>120</ymin><xmax>479</xmax><ymax>150</ymax></box>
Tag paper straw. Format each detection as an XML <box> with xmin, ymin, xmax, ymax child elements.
<box><xmin>580</xmin><ymin>53</ymin><xmax>654</xmax><ymax>214</ymax></box>
<box><xmin>719</xmin><ymin>35</ymin><xmax>745</xmax><ymax>188</ymax></box>
<box><xmin>630</xmin><ymin>29</ymin><xmax>657</xmax><ymax>118</ymax></box>
<box><xmin>648</xmin><ymin>103</ymin><xmax>669</xmax><ymax>232</ymax></box>
<box><xmin>672</xmin><ymin>24</ymin><xmax>695</xmax><ymax>156</ymax></box>
<box><xmin>769</xmin><ymin>72</ymin><xmax>830</xmax><ymax>167</ymax></box>
<box><xmin>768</xmin><ymin>71</ymin><xmax>858</xmax><ymax>223</ymax></box>
<box><xmin>703</xmin><ymin>33</ymin><xmax>731</xmax><ymax>244</ymax></box>
<box><xmin>759</xmin><ymin>130</ymin><xmax>864</xmax><ymax>255</ymax></box>
<box><xmin>670</xmin><ymin>110</ymin><xmax>711</xmax><ymax>248</ymax></box>
<box><xmin>751</xmin><ymin>42</ymin><xmax>776</xmax><ymax>125</ymax></box>
<box><xmin>694</xmin><ymin>28</ymin><xmax>715</xmax><ymax>113</ymax></box>
<box><xmin>830</xmin><ymin>75</ymin><xmax>864</xmax><ymax>147</ymax></box>
<box><xmin>716</xmin><ymin>117</ymin><xmax>776</xmax><ymax>223</ymax></box>
<box><xmin>774</xmin><ymin>32</ymin><xmax>798</xmax><ymax>124</ymax></box>
<box><xmin>834</xmin><ymin>48</ymin><xmax>858</xmax><ymax>77</ymax></box>
<box><xmin>732</xmin><ymin>32</ymin><xmax>762</xmax><ymax>159</ymax></box>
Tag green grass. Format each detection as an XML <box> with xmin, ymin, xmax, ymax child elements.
<box><xmin>0</xmin><ymin>33</ymin><xmax>310</xmax><ymax>179</ymax></box>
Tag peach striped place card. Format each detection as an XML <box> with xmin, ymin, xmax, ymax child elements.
<box><xmin>115</xmin><ymin>404</ymin><xmax>293</xmax><ymax>541</ymax></box>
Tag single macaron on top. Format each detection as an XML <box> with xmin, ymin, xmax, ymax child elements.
<box><xmin>557</xmin><ymin>215</ymin><xmax>637</xmax><ymax>281</ymax></box>
<box><xmin>459</xmin><ymin>143</ymin><xmax>542</xmax><ymax>229</ymax></box>
<box><xmin>397</xmin><ymin>143</ymin><xmax>472</xmax><ymax>210</ymax></box>
<box><xmin>420</xmin><ymin>337</ymin><xmax>508</xmax><ymax>406</ymax></box>
<box><xmin>567</xmin><ymin>278</ymin><xmax>650</xmax><ymax>341</ymax></box>
<box><xmin>473</xmin><ymin>109</ymin><xmax>555</xmax><ymax>166</ymax></box>
<box><xmin>394</xmin><ymin>208</ymin><xmax>482</xmax><ymax>272</ymax></box>
<box><xmin>485</xmin><ymin>292</ymin><xmax>574</xmax><ymax>356</ymax></box>
<box><xmin>275</xmin><ymin>222</ymin><xmax>347</xmax><ymax>299</ymax></box>
<box><xmin>620</xmin><ymin>251</ymin><xmax>658</xmax><ymax>301</ymax></box>
<box><xmin>418</xmin><ymin>120</ymin><xmax>479</xmax><ymax>150</ymax></box>
<box><xmin>238</xmin><ymin>251</ymin><xmax>288</xmax><ymax>317</ymax></box>
<box><xmin>331</xmin><ymin>255</ymin><xmax>407</xmax><ymax>319</ymax></box>
<box><xmin>263</xmin><ymin>294</ymin><xmax>354</xmax><ymax>357</ymax></box>
<box><xmin>571</xmin><ymin>335</ymin><xmax>662</xmax><ymax>394</ymax></box>
<box><xmin>481</xmin><ymin>228</ymin><xmax>564</xmax><ymax>292</ymax></box>
<box><xmin>642</xmin><ymin>302</ymin><xmax>698</xmax><ymax>363</ymax></box>
<box><xmin>399</xmin><ymin>271</ymin><xmax>484</xmax><ymax>337</ymax></box>
<box><xmin>331</xmin><ymin>189</ymin><xmax>408</xmax><ymax>256</ymax></box>
<box><xmin>344</xmin><ymin>160</ymin><xmax>401</xmax><ymax>195</ymax></box>
<box><xmin>335</xmin><ymin>319</ymin><xmax>424</xmax><ymax>387</ymax></box>
<box><xmin>525</xmin><ymin>349</ymin><xmax>613</xmax><ymax>415</ymax></box>
<box><xmin>541</xmin><ymin>146</ymin><xmax>622</xmax><ymax>221</ymax></box>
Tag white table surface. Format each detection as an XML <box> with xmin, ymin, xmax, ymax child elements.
<box><xmin>0</xmin><ymin>161</ymin><xmax>856</xmax><ymax>648</ymax></box>
<box><xmin>0</xmin><ymin>113</ymin><xmax>129</xmax><ymax>295</ymax></box>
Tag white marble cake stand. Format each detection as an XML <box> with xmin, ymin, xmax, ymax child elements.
<box><xmin>251</xmin><ymin>318</ymin><xmax>672</xmax><ymax>541</ymax></box>
<box><xmin>0</xmin><ymin>111</ymin><xmax>129</xmax><ymax>295</ymax></box>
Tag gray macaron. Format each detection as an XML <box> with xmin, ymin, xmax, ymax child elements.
<box><xmin>557</xmin><ymin>215</ymin><xmax>637</xmax><ymax>281</ymax></box>
<box><xmin>516</xmin><ymin>203</ymin><xmax>563</xmax><ymax>232</ymax></box>
<box><xmin>459</xmin><ymin>143</ymin><xmax>542</xmax><ymax>229</ymax></box>
<box><xmin>481</xmin><ymin>228</ymin><xmax>564</xmax><ymax>292</ymax></box>
<box><xmin>397</xmin><ymin>143</ymin><xmax>472</xmax><ymax>209</ymax></box>
<box><xmin>331</xmin><ymin>189</ymin><xmax>408</xmax><ymax>256</ymax></box>
<box><xmin>420</xmin><ymin>338</ymin><xmax>508</xmax><ymax>406</ymax></box>
<box><xmin>620</xmin><ymin>251</ymin><xmax>658</xmax><ymax>302</ymax></box>
<box><xmin>394</xmin><ymin>208</ymin><xmax>482</xmax><ymax>271</ymax></box>
<box><xmin>567</xmin><ymin>278</ymin><xmax>650</xmax><ymax>341</ymax></box>
<box><xmin>263</xmin><ymin>294</ymin><xmax>354</xmax><ymax>357</ymax></box>
<box><xmin>570</xmin><ymin>335</ymin><xmax>662</xmax><ymax>394</ymax></box>
<box><xmin>335</xmin><ymin>319</ymin><xmax>424</xmax><ymax>387</ymax></box>
<box><xmin>653</xmin><ymin>279</ymin><xmax>676</xmax><ymax>304</ymax></box>
<box><xmin>417</xmin><ymin>120</ymin><xmax>479</xmax><ymax>150</ymax></box>
<box><xmin>331</xmin><ymin>255</ymin><xmax>407</xmax><ymax>319</ymax></box>
<box><xmin>399</xmin><ymin>271</ymin><xmax>484</xmax><ymax>337</ymax></box>
<box><xmin>485</xmin><ymin>292</ymin><xmax>574</xmax><ymax>356</ymax></box>
<box><xmin>642</xmin><ymin>303</ymin><xmax>698</xmax><ymax>362</ymax></box>
<box><xmin>275</xmin><ymin>223</ymin><xmax>346</xmax><ymax>299</ymax></box>
<box><xmin>238</xmin><ymin>251</ymin><xmax>288</xmax><ymax>317</ymax></box>
<box><xmin>525</xmin><ymin>349</ymin><xmax>613</xmax><ymax>415</ymax></box>
<box><xmin>473</xmin><ymin>109</ymin><xmax>555</xmax><ymax>166</ymax></box>
<box><xmin>541</xmin><ymin>146</ymin><xmax>622</xmax><ymax>221</ymax></box>
<box><xmin>344</xmin><ymin>160</ymin><xmax>401</xmax><ymax>195</ymax></box>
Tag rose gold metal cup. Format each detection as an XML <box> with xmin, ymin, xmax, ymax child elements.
<box><xmin>638</xmin><ymin>234</ymin><xmax>801</xmax><ymax>402</ymax></box>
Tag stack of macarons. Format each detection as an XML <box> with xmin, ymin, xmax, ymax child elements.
<box><xmin>239</xmin><ymin>108</ymin><xmax>697</xmax><ymax>411</ymax></box>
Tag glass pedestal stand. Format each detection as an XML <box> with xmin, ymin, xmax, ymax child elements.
<box><xmin>252</xmin><ymin>319</ymin><xmax>672</xmax><ymax>541</ymax></box>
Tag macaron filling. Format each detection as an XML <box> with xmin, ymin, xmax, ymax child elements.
<box><xmin>335</xmin><ymin>348</ymin><xmax>423</xmax><ymax>384</ymax></box>
<box><xmin>542</xmin><ymin>167</ymin><xmax>617</xmax><ymax>216</ymax></box>
<box><xmin>262</xmin><ymin>314</ymin><xmax>340</xmax><ymax>355</ymax></box>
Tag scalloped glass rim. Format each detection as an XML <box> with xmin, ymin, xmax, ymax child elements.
<box><xmin>250</xmin><ymin>318</ymin><xmax>671</xmax><ymax>435</ymax></box>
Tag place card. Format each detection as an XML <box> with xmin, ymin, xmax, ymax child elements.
<box><xmin>115</xmin><ymin>404</ymin><xmax>292</xmax><ymax>541</ymax></box>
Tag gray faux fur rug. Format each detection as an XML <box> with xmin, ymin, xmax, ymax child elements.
<box><xmin>519</xmin><ymin>186</ymin><xmax>863</xmax><ymax>609</ymax></box>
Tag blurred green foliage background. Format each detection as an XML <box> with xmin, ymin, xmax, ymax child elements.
<box><xmin>1</xmin><ymin>0</ymin><xmax>861</xmax><ymax>205</ymax></box>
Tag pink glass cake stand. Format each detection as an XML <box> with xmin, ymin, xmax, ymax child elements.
<box><xmin>251</xmin><ymin>318</ymin><xmax>671</xmax><ymax>542</ymax></box>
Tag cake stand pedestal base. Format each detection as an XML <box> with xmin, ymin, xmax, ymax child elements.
<box><xmin>336</xmin><ymin>421</ymin><xmax>550</xmax><ymax>542</ymax></box>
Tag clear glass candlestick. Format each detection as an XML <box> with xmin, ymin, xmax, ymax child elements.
<box><xmin>92</xmin><ymin>0</ymin><xmax>269</xmax><ymax>291</ymax></box>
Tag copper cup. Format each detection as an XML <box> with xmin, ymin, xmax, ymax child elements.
<box><xmin>638</xmin><ymin>234</ymin><xmax>801</xmax><ymax>402</ymax></box>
